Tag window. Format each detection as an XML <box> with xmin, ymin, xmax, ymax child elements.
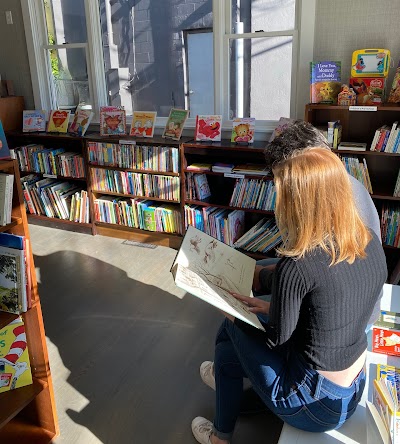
<box><xmin>22</xmin><ymin>0</ymin><xmax>315</xmax><ymax>128</ymax></box>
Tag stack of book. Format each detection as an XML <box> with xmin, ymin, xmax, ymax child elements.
<box><xmin>186</xmin><ymin>163</ymin><xmax>212</xmax><ymax>172</ymax></box>
<box><xmin>232</xmin><ymin>164</ymin><xmax>270</xmax><ymax>176</ymax></box>
<box><xmin>212</xmin><ymin>163</ymin><xmax>234</xmax><ymax>173</ymax></box>
<box><xmin>370</xmin><ymin>363</ymin><xmax>400</xmax><ymax>443</ymax></box>
<box><xmin>371</xmin><ymin>121</ymin><xmax>400</xmax><ymax>153</ymax></box>
<box><xmin>340</xmin><ymin>156</ymin><xmax>373</xmax><ymax>194</ymax></box>
<box><xmin>234</xmin><ymin>218</ymin><xmax>282</xmax><ymax>254</ymax></box>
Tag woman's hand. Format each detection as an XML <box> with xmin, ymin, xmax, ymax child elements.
<box><xmin>231</xmin><ymin>293</ymin><xmax>270</xmax><ymax>315</ymax></box>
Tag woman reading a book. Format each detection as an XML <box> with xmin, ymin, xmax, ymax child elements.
<box><xmin>191</xmin><ymin>147</ymin><xmax>387</xmax><ymax>444</ymax></box>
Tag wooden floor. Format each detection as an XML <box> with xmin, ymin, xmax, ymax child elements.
<box><xmin>29</xmin><ymin>224</ymin><xmax>283</xmax><ymax>444</ymax></box>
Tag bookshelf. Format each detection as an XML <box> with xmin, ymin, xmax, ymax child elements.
<box><xmin>0</xmin><ymin>160</ymin><xmax>58</xmax><ymax>443</ymax></box>
<box><xmin>85</xmin><ymin>134</ymin><xmax>191</xmax><ymax>248</ymax></box>
<box><xmin>181</xmin><ymin>140</ymin><xmax>278</xmax><ymax>257</ymax></box>
<box><xmin>6</xmin><ymin>131</ymin><xmax>93</xmax><ymax>235</ymax></box>
<box><xmin>305</xmin><ymin>104</ymin><xmax>400</xmax><ymax>277</ymax></box>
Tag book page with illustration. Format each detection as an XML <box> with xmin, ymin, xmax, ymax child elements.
<box><xmin>171</xmin><ymin>225</ymin><xmax>264</xmax><ymax>330</ymax></box>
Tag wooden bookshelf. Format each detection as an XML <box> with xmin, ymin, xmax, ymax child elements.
<box><xmin>305</xmin><ymin>104</ymin><xmax>400</xmax><ymax>276</ymax></box>
<box><xmin>0</xmin><ymin>160</ymin><xmax>58</xmax><ymax>442</ymax></box>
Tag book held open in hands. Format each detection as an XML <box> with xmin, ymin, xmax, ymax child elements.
<box><xmin>171</xmin><ymin>225</ymin><xmax>265</xmax><ymax>331</ymax></box>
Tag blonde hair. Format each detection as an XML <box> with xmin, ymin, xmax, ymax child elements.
<box><xmin>273</xmin><ymin>147</ymin><xmax>372</xmax><ymax>265</ymax></box>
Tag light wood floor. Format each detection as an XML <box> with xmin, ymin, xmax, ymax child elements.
<box><xmin>29</xmin><ymin>224</ymin><xmax>282</xmax><ymax>444</ymax></box>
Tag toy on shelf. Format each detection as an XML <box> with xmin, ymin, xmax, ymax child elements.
<box><xmin>349</xmin><ymin>77</ymin><xmax>386</xmax><ymax>106</ymax></box>
<box><xmin>337</xmin><ymin>85</ymin><xmax>356</xmax><ymax>106</ymax></box>
<box><xmin>351</xmin><ymin>49</ymin><xmax>390</xmax><ymax>78</ymax></box>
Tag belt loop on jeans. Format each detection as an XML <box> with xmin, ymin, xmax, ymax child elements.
<box><xmin>312</xmin><ymin>373</ymin><xmax>324</xmax><ymax>399</ymax></box>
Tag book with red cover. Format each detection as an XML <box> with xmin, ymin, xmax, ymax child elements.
<box><xmin>372</xmin><ymin>326</ymin><xmax>400</xmax><ymax>357</ymax></box>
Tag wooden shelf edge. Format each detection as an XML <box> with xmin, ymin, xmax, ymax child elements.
<box><xmin>0</xmin><ymin>312</ymin><xmax>20</xmax><ymax>330</ymax></box>
<box><xmin>0</xmin><ymin>417</ymin><xmax>56</xmax><ymax>444</ymax></box>
<box><xmin>20</xmin><ymin>171</ymin><xmax>87</xmax><ymax>181</ymax></box>
<box><xmin>27</xmin><ymin>214</ymin><xmax>92</xmax><ymax>227</ymax></box>
<box><xmin>0</xmin><ymin>217</ymin><xmax>23</xmax><ymax>233</ymax></box>
<box><xmin>89</xmin><ymin>164</ymin><xmax>180</xmax><ymax>176</ymax></box>
<box><xmin>0</xmin><ymin>378</ymin><xmax>47</xmax><ymax>429</ymax></box>
<box><xmin>91</xmin><ymin>190</ymin><xmax>180</xmax><ymax>203</ymax></box>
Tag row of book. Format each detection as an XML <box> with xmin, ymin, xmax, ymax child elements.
<box><xmin>13</xmin><ymin>144</ymin><xmax>86</xmax><ymax>178</ymax></box>
<box><xmin>91</xmin><ymin>168</ymin><xmax>180</xmax><ymax>202</ymax></box>
<box><xmin>87</xmin><ymin>142</ymin><xmax>180</xmax><ymax>173</ymax></box>
<box><xmin>184</xmin><ymin>205</ymin><xmax>245</xmax><ymax>246</ymax></box>
<box><xmin>371</xmin><ymin>121</ymin><xmax>400</xmax><ymax>153</ymax></box>
<box><xmin>21</xmin><ymin>174</ymin><xmax>90</xmax><ymax>222</ymax></box>
<box><xmin>340</xmin><ymin>155</ymin><xmax>373</xmax><ymax>194</ymax></box>
<box><xmin>184</xmin><ymin>204</ymin><xmax>281</xmax><ymax>253</ymax></box>
<box><xmin>94</xmin><ymin>197</ymin><xmax>182</xmax><ymax>234</ymax></box>
<box><xmin>187</xmin><ymin>162</ymin><xmax>270</xmax><ymax>176</ymax></box>
<box><xmin>381</xmin><ymin>205</ymin><xmax>400</xmax><ymax>247</ymax></box>
<box><xmin>229</xmin><ymin>178</ymin><xmax>276</xmax><ymax>211</ymax></box>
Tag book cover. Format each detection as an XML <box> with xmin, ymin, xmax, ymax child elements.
<box><xmin>143</xmin><ymin>206</ymin><xmax>157</xmax><ymax>231</ymax></box>
<box><xmin>366</xmin><ymin>400</ymin><xmax>391</xmax><ymax>444</ymax></box>
<box><xmin>194</xmin><ymin>115</ymin><xmax>222</xmax><ymax>142</ymax></box>
<box><xmin>47</xmin><ymin>110</ymin><xmax>71</xmax><ymax>133</ymax></box>
<box><xmin>310</xmin><ymin>61</ymin><xmax>342</xmax><ymax>104</ymax></box>
<box><xmin>231</xmin><ymin>118</ymin><xmax>255</xmax><ymax>144</ymax></box>
<box><xmin>68</xmin><ymin>107</ymin><xmax>94</xmax><ymax>136</ymax></box>
<box><xmin>388</xmin><ymin>60</ymin><xmax>400</xmax><ymax>103</ymax></box>
<box><xmin>129</xmin><ymin>111</ymin><xmax>157</xmax><ymax>138</ymax></box>
<box><xmin>0</xmin><ymin>244</ymin><xmax>26</xmax><ymax>314</ymax></box>
<box><xmin>194</xmin><ymin>174</ymin><xmax>211</xmax><ymax>200</ymax></box>
<box><xmin>268</xmin><ymin>117</ymin><xmax>295</xmax><ymax>142</ymax></box>
<box><xmin>373</xmin><ymin>379</ymin><xmax>400</xmax><ymax>444</ymax></box>
<box><xmin>171</xmin><ymin>225</ymin><xmax>264</xmax><ymax>330</ymax></box>
<box><xmin>0</xmin><ymin>174</ymin><xmax>13</xmax><ymax>226</ymax></box>
<box><xmin>162</xmin><ymin>108</ymin><xmax>189</xmax><ymax>140</ymax></box>
<box><xmin>0</xmin><ymin>120</ymin><xmax>11</xmax><ymax>159</ymax></box>
<box><xmin>22</xmin><ymin>110</ymin><xmax>46</xmax><ymax>133</ymax></box>
<box><xmin>0</xmin><ymin>317</ymin><xmax>33</xmax><ymax>393</ymax></box>
<box><xmin>100</xmin><ymin>107</ymin><xmax>126</xmax><ymax>136</ymax></box>
<box><xmin>372</xmin><ymin>326</ymin><xmax>400</xmax><ymax>357</ymax></box>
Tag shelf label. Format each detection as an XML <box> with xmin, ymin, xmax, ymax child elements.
<box><xmin>43</xmin><ymin>174</ymin><xmax>57</xmax><ymax>178</ymax></box>
<box><xmin>119</xmin><ymin>139</ymin><xmax>136</xmax><ymax>145</ymax></box>
<box><xmin>224</xmin><ymin>173</ymin><xmax>245</xmax><ymax>179</ymax></box>
<box><xmin>349</xmin><ymin>106</ymin><xmax>377</xmax><ymax>112</ymax></box>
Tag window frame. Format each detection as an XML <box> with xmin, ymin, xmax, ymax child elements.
<box><xmin>21</xmin><ymin>0</ymin><xmax>315</xmax><ymax>133</ymax></box>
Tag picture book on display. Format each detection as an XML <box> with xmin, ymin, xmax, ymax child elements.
<box><xmin>231</xmin><ymin>118</ymin><xmax>255</xmax><ymax>144</ymax></box>
<box><xmin>68</xmin><ymin>106</ymin><xmax>94</xmax><ymax>136</ymax></box>
<box><xmin>100</xmin><ymin>106</ymin><xmax>126</xmax><ymax>136</ymax></box>
<box><xmin>0</xmin><ymin>317</ymin><xmax>33</xmax><ymax>393</ymax></box>
<box><xmin>162</xmin><ymin>108</ymin><xmax>189</xmax><ymax>140</ymax></box>
<box><xmin>0</xmin><ymin>121</ymin><xmax>11</xmax><ymax>160</ymax></box>
<box><xmin>22</xmin><ymin>110</ymin><xmax>46</xmax><ymax>133</ymax></box>
<box><xmin>129</xmin><ymin>111</ymin><xmax>157</xmax><ymax>138</ymax></box>
<box><xmin>195</xmin><ymin>115</ymin><xmax>222</xmax><ymax>142</ymax></box>
<box><xmin>47</xmin><ymin>110</ymin><xmax>71</xmax><ymax>133</ymax></box>
<box><xmin>310</xmin><ymin>61</ymin><xmax>342</xmax><ymax>104</ymax></box>
<box><xmin>171</xmin><ymin>225</ymin><xmax>264</xmax><ymax>331</ymax></box>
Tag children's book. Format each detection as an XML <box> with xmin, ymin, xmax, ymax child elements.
<box><xmin>100</xmin><ymin>106</ymin><xmax>126</xmax><ymax>136</ymax></box>
<box><xmin>129</xmin><ymin>111</ymin><xmax>157</xmax><ymax>138</ymax></box>
<box><xmin>366</xmin><ymin>400</ymin><xmax>391</xmax><ymax>444</ymax></box>
<box><xmin>231</xmin><ymin>118</ymin><xmax>255</xmax><ymax>144</ymax></box>
<box><xmin>194</xmin><ymin>174</ymin><xmax>211</xmax><ymax>200</ymax></box>
<box><xmin>47</xmin><ymin>110</ymin><xmax>71</xmax><ymax>133</ymax></box>
<box><xmin>68</xmin><ymin>106</ymin><xmax>94</xmax><ymax>136</ymax></box>
<box><xmin>268</xmin><ymin>117</ymin><xmax>295</xmax><ymax>142</ymax></box>
<box><xmin>162</xmin><ymin>108</ymin><xmax>189</xmax><ymax>141</ymax></box>
<box><xmin>0</xmin><ymin>317</ymin><xmax>33</xmax><ymax>393</ymax></box>
<box><xmin>0</xmin><ymin>121</ymin><xmax>10</xmax><ymax>159</ymax></box>
<box><xmin>22</xmin><ymin>110</ymin><xmax>46</xmax><ymax>132</ymax></box>
<box><xmin>171</xmin><ymin>225</ymin><xmax>264</xmax><ymax>330</ymax></box>
<box><xmin>0</xmin><ymin>173</ymin><xmax>14</xmax><ymax>226</ymax></box>
<box><xmin>310</xmin><ymin>61</ymin><xmax>342</xmax><ymax>104</ymax></box>
<box><xmin>194</xmin><ymin>115</ymin><xmax>222</xmax><ymax>142</ymax></box>
<box><xmin>0</xmin><ymin>243</ymin><xmax>27</xmax><ymax>314</ymax></box>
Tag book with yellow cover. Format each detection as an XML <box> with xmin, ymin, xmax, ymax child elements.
<box><xmin>47</xmin><ymin>110</ymin><xmax>71</xmax><ymax>133</ymax></box>
<box><xmin>130</xmin><ymin>111</ymin><xmax>157</xmax><ymax>138</ymax></box>
<box><xmin>0</xmin><ymin>317</ymin><xmax>33</xmax><ymax>393</ymax></box>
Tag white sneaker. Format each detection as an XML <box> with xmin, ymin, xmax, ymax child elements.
<box><xmin>191</xmin><ymin>416</ymin><xmax>213</xmax><ymax>444</ymax></box>
<box><xmin>200</xmin><ymin>361</ymin><xmax>216</xmax><ymax>390</ymax></box>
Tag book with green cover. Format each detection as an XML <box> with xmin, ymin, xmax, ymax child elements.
<box><xmin>162</xmin><ymin>108</ymin><xmax>189</xmax><ymax>141</ymax></box>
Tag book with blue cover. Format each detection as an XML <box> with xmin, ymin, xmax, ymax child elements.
<box><xmin>0</xmin><ymin>120</ymin><xmax>10</xmax><ymax>160</ymax></box>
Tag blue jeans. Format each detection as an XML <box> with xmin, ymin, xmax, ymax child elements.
<box><xmin>212</xmin><ymin>318</ymin><xmax>366</xmax><ymax>441</ymax></box>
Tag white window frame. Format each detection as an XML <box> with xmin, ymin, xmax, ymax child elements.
<box><xmin>21</xmin><ymin>0</ymin><xmax>315</xmax><ymax>133</ymax></box>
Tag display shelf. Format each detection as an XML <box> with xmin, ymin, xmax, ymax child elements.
<box><xmin>0</xmin><ymin>160</ymin><xmax>58</xmax><ymax>442</ymax></box>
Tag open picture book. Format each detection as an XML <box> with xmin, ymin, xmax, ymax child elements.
<box><xmin>171</xmin><ymin>225</ymin><xmax>265</xmax><ymax>331</ymax></box>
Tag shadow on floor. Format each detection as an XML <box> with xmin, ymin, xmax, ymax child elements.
<box><xmin>35</xmin><ymin>250</ymin><xmax>283</xmax><ymax>444</ymax></box>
